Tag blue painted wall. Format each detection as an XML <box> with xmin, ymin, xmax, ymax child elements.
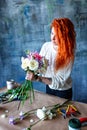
<box><xmin>0</xmin><ymin>0</ymin><xmax>87</xmax><ymax>103</ymax></box>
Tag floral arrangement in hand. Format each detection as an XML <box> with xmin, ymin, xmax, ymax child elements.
<box><xmin>19</xmin><ymin>50</ymin><xmax>49</xmax><ymax>105</ymax></box>
<box><xmin>21</xmin><ymin>50</ymin><xmax>48</xmax><ymax>75</ymax></box>
<box><xmin>0</xmin><ymin>50</ymin><xmax>49</xmax><ymax>108</ymax></box>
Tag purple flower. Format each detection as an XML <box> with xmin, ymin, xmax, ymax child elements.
<box><xmin>9</xmin><ymin>117</ymin><xmax>15</xmax><ymax>125</ymax></box>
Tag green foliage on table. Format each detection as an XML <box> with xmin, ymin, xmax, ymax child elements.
<box><xmin>0</xmin><ymin>80</ymin><xmax>35</xmax><ymax>109</ymax></box>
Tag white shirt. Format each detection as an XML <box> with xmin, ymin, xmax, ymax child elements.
<box><xmin>40</xmin><ymin>42</ymin><xmax>73</xmax><ymax>90</ymax></box>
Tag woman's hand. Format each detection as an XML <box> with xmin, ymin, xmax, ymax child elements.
<box><xmin>25</xmin><ymin>71</ymin><xmax>35</xmax><ymax>81</ymax></box>
<box><xmin>26</xmin><ymin>71</ymin><xmax>52</xmax><ymax>84</ymax></box>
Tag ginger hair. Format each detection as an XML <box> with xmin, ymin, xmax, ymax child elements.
<box><xmin>50</xmin><ymin>18</ymin><xmax>76</xmax><ymax>71</ymax></box>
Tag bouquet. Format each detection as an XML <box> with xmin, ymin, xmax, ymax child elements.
<box><xmin>21</xmin><ymin>50</ymin><xmax>48</xmax><ymax>75</ymax></box>
<box><xmin>19</xmin><ymin>50</ymin><xmax>49</xmax><ymax>105</ymax></box>
<box><xmin>0</xmin><ymin>50</ymin><xmax>49</xmax><ymax>109</ymax></box>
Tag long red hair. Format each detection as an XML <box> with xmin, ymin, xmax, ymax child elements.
<box><xmin>50</xmin><ymin>18</ymin><xmax>76</xmax><ymax>71</ymax></box>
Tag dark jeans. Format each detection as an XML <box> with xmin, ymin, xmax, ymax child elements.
<box><xmin>46</xmin><ymin>85</ymin><xmax>72</xmax><ymax>99</ymax></box>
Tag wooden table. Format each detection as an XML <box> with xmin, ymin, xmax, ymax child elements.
<box><xmin>0</xmin><ymin>88</ymin><xmax>87</xmax><ymax>130</ymax></box>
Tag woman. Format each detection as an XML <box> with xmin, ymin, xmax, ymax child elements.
<box><xmin>26</xmin><ymin>18</ymin><xmax>76</xmax><ymax>99</ymax></box>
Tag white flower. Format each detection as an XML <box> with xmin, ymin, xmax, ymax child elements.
<box><xmin>42</xmin><ymin>106</ymin><xmax>47</xmax><ymax>112</ymax></box>
<box><xmin>28</xmin><ymin>59</ymin><xmax>39</xmax><ymax>72</ymax></box>
<box><xmin>21</xmin><ymin>57</ymin><xmax>39</xmax><ymax>72</ymax></box>
<box><xmin>36</xmin><ymin>109</ymin><xmax>46</xmax><ymax>120</ymax></box>
<box><xmin>21</xmin><ymin>57</ymin><xmax>30</xmax><ymax>71</ymax></box>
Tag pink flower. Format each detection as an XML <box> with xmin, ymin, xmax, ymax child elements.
<box><xmin>33</xmin><ymin>52</ymin><xmax>42</xmax><ymax>61</ymax></box>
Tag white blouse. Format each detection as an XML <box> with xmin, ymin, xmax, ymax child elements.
<box><xmin>40</xmin><ymin>42</ymin><xmax>73</xmax><ymax>90</ymax></box>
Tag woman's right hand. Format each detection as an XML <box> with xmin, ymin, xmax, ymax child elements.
<box><xmin>25</xmin><ymin>71</ymin><xmax>35</xmax><ymax>81</ymax></box>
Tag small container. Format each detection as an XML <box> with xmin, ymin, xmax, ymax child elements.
<box><xmin>6</xmin><ymin>80</ymin><xmax>14</xmax><ymax>90</ymax></box>
<box><xmin>68</xmin><ymin>118</ymin><xmax>81</xmax><ymax>130</ymax></box>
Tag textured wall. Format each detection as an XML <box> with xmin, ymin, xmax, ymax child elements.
<box><xmin>0</xmin><ymin>0</ymin><xmax>87</xmax><ymax>102</ymax></box>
